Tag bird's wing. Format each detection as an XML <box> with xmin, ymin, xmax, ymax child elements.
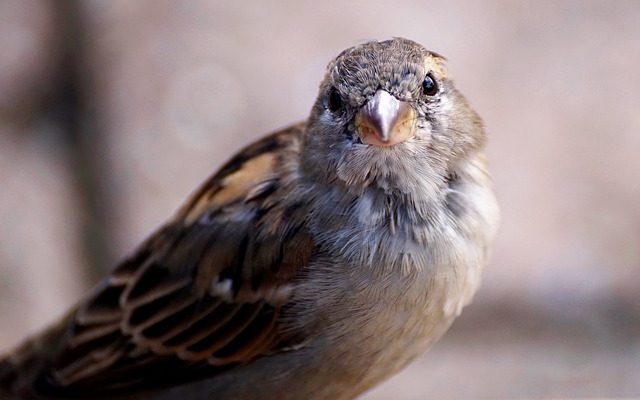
<box><xmin>31</xmin><ymin>124</ymin><xmax>313</xmax><ymax>396</ymax></box>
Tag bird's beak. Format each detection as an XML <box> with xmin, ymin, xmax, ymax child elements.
<box><xmin>355</xmin><ymin>90</ymin><xmax>416</xmax><ymax>147</ymax></box>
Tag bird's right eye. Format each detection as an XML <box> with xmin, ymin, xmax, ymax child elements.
<box><xmin>422</xmin><ymin>73</ymin><xmax>438</xmax><ymax>96</ymax></box>
<box><xmin>327</xmin><ymin>88</ymin><xmax>343</xmax><ymax>113</ymax></box>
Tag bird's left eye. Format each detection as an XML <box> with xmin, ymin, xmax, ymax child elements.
<box><xmin>422</xmin><ymin>73</ymin><xmax>438</xmax><ymax>96</ymax></box>
<box><xmin>327</xmin><ymin>87</ymin><xmax>343</xmax><ymax>113</ymax></box>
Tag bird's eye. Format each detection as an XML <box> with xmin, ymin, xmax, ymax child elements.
<box><xmin>422</xmin><ymin>73</ymin><xmax>438</xmax><ymax>96</ymax></box>
<box><xmin>327</xmin><ymin>87</ymin><xmax>343</xmax><ymax>113</ymax></box>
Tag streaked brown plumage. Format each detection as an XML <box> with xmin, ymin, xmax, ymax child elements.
<box><xmin>0</xmin><ymin>38</ymin><xmax>499</xmax><ymax>400</ymax></box>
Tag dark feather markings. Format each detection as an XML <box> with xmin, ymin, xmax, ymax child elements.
<box><xmin>184</xmin><ymin>304</ymin><xmax>263</xmax><ymax>355</ymax></box>
<box><xmin>179</xmin><ymin>130</ymin><xmax>291</xmax><ymax>217</ymax></box>
<box><xmin>164</xmin><ymin>302</ymin><xmax>243</xmax><ymax>351</ymax></box>
<box><xmin>76</xmin><ymin>283</ymin><xmax>123</xmax><ymax>325</ymax></box>
<box><xmin>140</xmin><ymin>299</ymin><xmax>220</xmax><ymax>341</ymax></box>
<box><xmin>126</xmin><ymin>288</ymin><xmax>196</xmax><ymax>333</ymax></box>
<box><xmin>26</xmin><ymin>124</ymin><xmax>314</xmax><ymax>397</ymax></box>
<box><xmin>211</xmin><ymin>306</ymin><xmax>277</xmax><ymax>362</ymax></box>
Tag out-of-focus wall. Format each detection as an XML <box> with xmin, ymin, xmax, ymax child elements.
<box><xmin>1</xmin><ymin>1</ymin><xmax>639</xmax><ymax>398</ymax></box>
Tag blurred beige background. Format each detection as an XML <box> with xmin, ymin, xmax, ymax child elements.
<box><xmin>1</xmin><ymin>0</ymin><xmax>639</xmax><ymax>398</ymax></box>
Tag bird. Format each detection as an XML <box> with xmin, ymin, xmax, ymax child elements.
<box><xmin>0</xmin><ymin>37</ymin><xmax>499</xmax><ymax>400</ymax></box>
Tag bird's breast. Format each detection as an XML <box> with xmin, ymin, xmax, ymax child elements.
<box><xmin>291</xmin><ymin>239</ymin><xmax>479</xmax><ymax>399</ymax></box>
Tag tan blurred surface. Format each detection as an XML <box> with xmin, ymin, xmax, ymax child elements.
<box><xmin>1</xmin><ymin>1</ymin><xmax>639</xmax><ymax>398</ymax></box>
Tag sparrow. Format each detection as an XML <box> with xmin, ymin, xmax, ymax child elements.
<box><xmin>0</xmin><ymin>38</ymin><xmax>499</xmax><ymax>400</ymax></box>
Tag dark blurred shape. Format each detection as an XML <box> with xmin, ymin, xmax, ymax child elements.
<box><xmin>0</xmin><ymin>0</ymin><xmax>58</xmax><ymax>124</ymax></box>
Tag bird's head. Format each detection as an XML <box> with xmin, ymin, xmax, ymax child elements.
<box><xmin>303</xmin><ymin>38</ymin><xmax>486</xmax><ymax>199</ymax></box>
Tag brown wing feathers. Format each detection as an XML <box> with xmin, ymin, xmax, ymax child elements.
<box><xmin>1</xmin><ymin>127</ymin><xmax>313</xmax><ymax>397</ymax></box>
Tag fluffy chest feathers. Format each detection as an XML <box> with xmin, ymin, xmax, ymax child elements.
<box><xmin>305</xmin><ymin>168</ymin><xmax>469</xmax><ymax>275</ymax></box>
<box><xmin>286</xmin><ymin>154</ymin><xmax>496</xmax><ymax>398</ymax></box>
<box><xmin>299</xmin><ymin>150</ymin><xmax>498</xmax><ymax>334</ymax></box>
